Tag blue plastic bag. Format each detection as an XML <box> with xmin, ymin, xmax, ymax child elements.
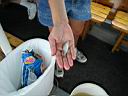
<box><xmin>21</xmin><ymin>49</ymin><xmax>45</xmax><ymax>87</ymax></box>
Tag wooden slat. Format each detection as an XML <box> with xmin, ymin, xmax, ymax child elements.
<box><xmin>90</xmin><ymin>2</ymin><xmax>111</xmax><ymax>24</ymax></box>
<box><xmin>114</xmin><ymin>17</ymin><xmax>128</xmax><ymax>25</ymax></box>
<box><xmin>116</xmin><ymin>11</ymin><xmax>128</xmax><ymax>17</ymax></box>
<box><xmin>92</xmin><ymin>14</ymin><xmax>105</xmax><ymax>23</ymax></box>
<box><xmin>112</xmin><ymin>11</ymin><xmax>128</xmax><ymax>33</ymax></box>
<box><xmin>112</xmin><ymin>20</ymin><xmax>128</xmax><ymax>33</ymax></box>
<box><xmin>91</xmin><ymin>2</ymin><xmax>110</xmax><ymax>11</ymax></box>
<box><xmin>92</xmin><ymin>2</ymin><xmax>105</xmax><ymax>8</ymax></box>
<box><xmin>91</xmin><ymin>5</ymin><xmax>110</xmax><ymax>14</ymax></box>
<box><xmin>93</xmin><ymin>0</ymin><xmax>128</xmax><ymax>12</ymax></box>
<box><xmin>5</xmin><ymin>32</ymin><xmax>24</xmax><ymax>47</ymax></box>
<box><xmin>115</xmin><ymin>11</ymin><xmax>128</xmax><ymax>21</ymax></box>
<box><xmin>115</xmin><ymin>16</ymin><xmax>128</xmax><ymax>22</ymax></box>
<box><xmin>91</xmin><ymin>9</ymin><xmax>107</xmax><ymax>18</ymax></box>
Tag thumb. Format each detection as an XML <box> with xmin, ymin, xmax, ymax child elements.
<box><xmin>48</xmin><ymin>36</ymin><xmax>57</xmax><ymax>56</ymax></box>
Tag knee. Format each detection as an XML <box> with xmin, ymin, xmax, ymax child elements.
<box><xmin>72</xmin><ymin>29</ymin><xmax>83</xmax><ymax>36</ymax></box>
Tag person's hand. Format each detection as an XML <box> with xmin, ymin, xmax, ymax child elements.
<box><xmin>48</xmin><ymin>23</ymin><xmax>76</xmax><ymax>70</ymax></box>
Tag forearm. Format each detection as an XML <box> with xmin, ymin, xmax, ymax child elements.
<box><xmin>48</xmin><ymin>0</ymin><xmax>68</xmax><ymax>26</ymax></box>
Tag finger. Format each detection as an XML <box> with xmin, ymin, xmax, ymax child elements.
<box><xmin>70</xmin><ymin>41</ymin><xmax>76</xmax><ymax>60</ymax></box>
<box><xmin>56</xmin><ymin>50</ymin><xmax>63</xmax><ymax>69</ymax></box>
<box><xmin>48</xmin><ymin>36</ymin><xmax>57</xmax><ymax>56</ymax></box>
<box><xmin>63</xmin><ymin>56</ymin><xmax>70</xmax><ymax>70</ymax></box>
<box><xmin>67</xmin><ymin>50</ymin><xmax>73</xmax><ymax>67</ymax></box>
<box><xmin>57</xmin><ymin>42</ymin><xmax>63</xmax><ymax>51</ymax></box>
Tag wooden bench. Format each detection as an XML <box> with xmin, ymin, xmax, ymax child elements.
<box><xmin>84</xmin><ymin>0</ymin><xmax>128</xmax><ymax>53</ymax></box>
<box><xmin>91</xmin><ymin>0</ymin><xmax>128</xmax><ymax>23</ymax></box>
<box><xmin>112</xmin><ymin>11</ymin><xmax>128</xmax><ymax>52</ymax></box>
<box><xmin>82</xmin><ymin>1</ymin><xmax>111</xmax><ymax>39</ymax></box>
<box><xmin>91</xmin><ymin>2</ymin><xmax>111</xmax><ymax>24</ymax></box>
<box><xmin>5</xmin><ymin>32</ymin><xmax>24</xmax><ymax>47</ymax></box>
<box><xmin>5</xmin><ymin>32</ymin><xmax>24</xmax><ymax>48</ymax></box>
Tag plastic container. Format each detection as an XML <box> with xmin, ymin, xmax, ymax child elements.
<box><xmin>0</xmin><ymin>39</ymin><xmax>55</xmax><ymax>96</ymax></box>
<box><xmin>70</xmin><ymin>83</ymin><xmax>109</xmax><ymax>96</ymax></box>
<box><xmin>0</xmin><ymin>23</ymin><xmax>12</xmax><ymax>56</ymax></box>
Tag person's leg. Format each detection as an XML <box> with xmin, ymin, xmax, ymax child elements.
<box><xmin>69</xmin><ymin>18</ymin><xmax>85</xmax><ymax>46</ymax></box>
<box><xmin>69</xmin><ymin>18</ymin><xmax>88</xmax><ymax>63</ymax></box>
<box><xmin>67</xmin><ymin>0</ymin><xmax>91</xmax><ymax>63</ymax></box>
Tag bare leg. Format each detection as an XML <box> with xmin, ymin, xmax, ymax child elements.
<box><xmin>69</xmin><ymin>18</ymin><xmax>88</xmax><ymax>63</ymax></box>
<box><xmin>49</xmin><ymin>27</ymin><xmax>52</xmax><ymax>32</ymax></box>
<box><xmin>69</xmin><ymin>18</ymin><xmax>86</xmax><ymax>46</ymax></box>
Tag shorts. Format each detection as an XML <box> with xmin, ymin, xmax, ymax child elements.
<box><xmin>38</xmin><ymin>0</ymin><xmax>91</xmax><ymax>27</ymax></box>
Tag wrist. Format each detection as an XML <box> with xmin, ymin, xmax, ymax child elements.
<box><xmin>53</xmin><ymin>19</ymin><xmax>69</xmax><ymax>27</ymax></box>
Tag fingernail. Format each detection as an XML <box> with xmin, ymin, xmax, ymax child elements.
<box><xmin>72</xmin><ymin>56</ymin><xmax>76</xmax><ymax>60</ymax></box>
<box><xmin>65</xmin><ymin>66</ymin><xmax>70</xmax><ymax>70</ymax></box>
<box><xmin>58</xmin><ymin>65</ymin><xmax>63</xmax><ymax>69</ymax></box>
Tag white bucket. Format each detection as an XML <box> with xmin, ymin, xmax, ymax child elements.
<box><xmin>70</xmin><ymin>83</ymin><xmax>109</xmax><ymax>96</ymax></box>
<box><xmin>0</xmin><ymin>39</ymin><xmax>55</xmax><ymax>96</ymax></box>
<box><xmin>0</xmin><ymin>23</ymin><xmax>12</xmax><ymax>56</ymax></box>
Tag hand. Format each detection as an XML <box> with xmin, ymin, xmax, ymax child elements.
<box><xmin>48</xmin><ymin>23</ymin><xmax>76</xmax><ymax>70</ymax></box>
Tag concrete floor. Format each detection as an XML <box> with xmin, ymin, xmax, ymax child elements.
<box><xmin>50</xmin><ymin>85</ymin><xmax>69</xmax><ymax>96</ymax></box>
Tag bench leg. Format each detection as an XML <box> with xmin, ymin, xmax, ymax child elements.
<box><xmin>112</xmin><ymin>32</ymin><xmax>125</xmax><ymax>53</ymax></box>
